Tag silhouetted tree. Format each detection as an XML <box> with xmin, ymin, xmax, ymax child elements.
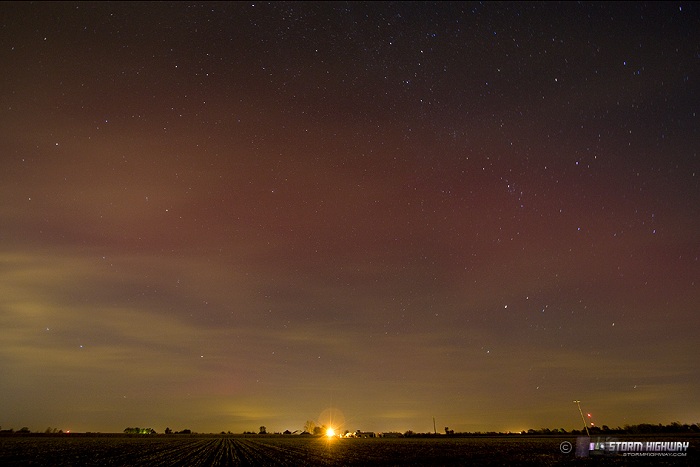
<box><xmin>259</xmin><ymin>426</ymin><xmax>267</xmax><ymax>434</ymax></box>
<box><xmin>304</xmin><ymin>420</ymin><xmax>315</xmax><ymax>433</ymax></box>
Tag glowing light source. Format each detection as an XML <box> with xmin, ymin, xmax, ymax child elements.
<box><xmin>326</xmin><ymin>427</ymin><xmax>336</xmax><ymax>438</ymax></box>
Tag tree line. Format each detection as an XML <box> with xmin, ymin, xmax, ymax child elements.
<box><xmin>3</xmin><ymin>421</ymin><xmax>698</xmax><ymax>436</ymax></box>
<box><xmin>404</xmin><ymin>422</ymin><xmax>700</xmax><ymax>437</ymax></box>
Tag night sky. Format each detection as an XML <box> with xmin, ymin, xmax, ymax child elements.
<box><xmin>1</xmin><ymin>2</ymin><xmax>698</xmax><ymax>435</ymax></box>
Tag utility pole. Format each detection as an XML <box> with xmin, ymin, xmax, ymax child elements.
<box><xmin>433</xmin><ymin>417</ymin><xmax>437</xmax><ymax>435</ymax></box>
<box><xmin>574</xmin><ymin>400</ymin><xmax>590</xmax><ymax>436</ymax></box>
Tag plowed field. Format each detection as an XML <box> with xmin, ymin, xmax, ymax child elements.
<box><xmin>0</xmin><ymin>435</ymin><xmax>695</xmax><ymax>466</ymax></box>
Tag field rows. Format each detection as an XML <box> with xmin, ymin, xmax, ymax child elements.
<box><xmin>0</xmin><ymin>437</ymin><xmax>332</xmax><ymax>466</ymax></box>
<box><xmin>0</xmin><ymin>435</ymin><xmax>696</xmax><ymax>466</ymax></box>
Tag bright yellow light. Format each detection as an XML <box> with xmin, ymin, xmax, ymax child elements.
<box><xmin>326</xmin><ymin>428</ymin><xmax>335</xmax><ymax>438</ymax></box>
